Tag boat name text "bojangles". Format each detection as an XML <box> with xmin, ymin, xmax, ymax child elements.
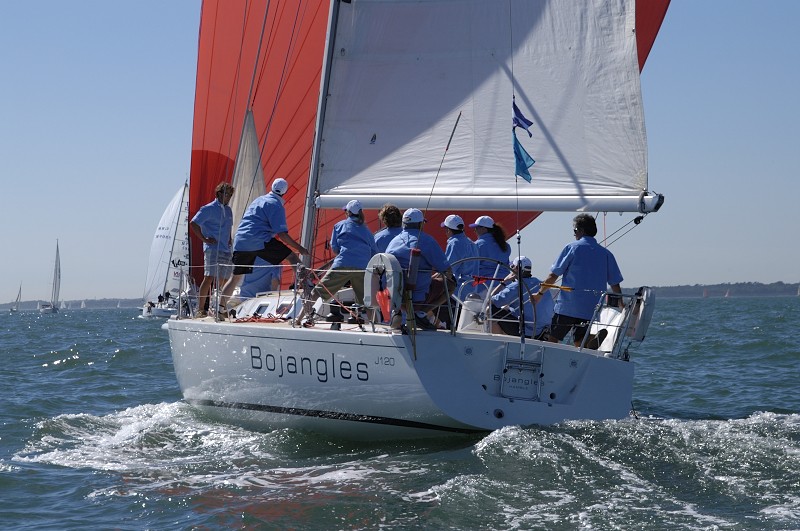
<box><xmin>249</xmin><ymin>347</ymin><xmax>369</xmax><ymax>383</ymax></box>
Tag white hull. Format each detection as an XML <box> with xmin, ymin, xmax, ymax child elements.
<box><xmin>141</xmin><ymin>305</ymin><xmax>177</xmax><ymax>319</ymax></box>
<box><xmin>39</xmin><ymin>304</ymin><xmax>58</xmax><ymax>314</ymax></box>
<box><xmin>167</xmin><ymin>291</ymin><xmax>648</xmax><ymax>440</ymax></box>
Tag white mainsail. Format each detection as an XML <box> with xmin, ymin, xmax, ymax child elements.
<box><xmin>229</xmin><ymin>109</ymin><xmax>267</xmax><ymax>228</ymax></box>
<box><xmin>143</xmin><ymin>183</ymin><xmax>190</xmax><ymax>304</ymax></box>
<box><xmin>40</xmin><ymin>241</ymin><xmax>60</xmax><ymax>314</ymax></box>
<box><xmin>310</xmin><ymin>0</ymin><xmax>655</xmax><ymax>214</ymax></box>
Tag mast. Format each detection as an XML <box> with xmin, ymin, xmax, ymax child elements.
<box><xmin>300</xmin><ymin>0</ymin><xmax>342</xmax><ymax>255</ymax></box>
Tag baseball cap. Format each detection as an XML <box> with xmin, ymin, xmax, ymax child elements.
<box><xmin>402</xmin><ymin>208</ymin><xmax>425</xmax><ymax>224</ymax></box>
<box><xmin>512</xmin><ymin>256</ymin><xmax>532</xmax><ymax>271</ymax></box>
<box><xmin>271</xmin><ymin>178</ymin><xmax>289</xmax><ymax>195</ymax></box>
<box><xmin>441</xmin><ymin>214</ymin><xmax>464</xmax><ymax>230</ymax></box>
<box><xmin>469</xmin><ymin>215</ymin><xmax>494</xmax><ymax>228</ymax></box>
<box><xmin>343</xmin><ymin>199</ymin><xmax>363</xmax><ymax>215</ymax></box>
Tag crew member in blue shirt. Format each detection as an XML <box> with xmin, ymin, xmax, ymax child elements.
<box><xmin>296</xmin><ymin>199</ymin><xmax>378</xmax><ymax>324</ymax></box>
<box><xmin>441</xmin><ymin>214</ymin><xmax>479</xmax><ymax>299</ymax></box>
<box><xmin>470</xmin><ymin>215</ymin><xmax>511</xmax><ymax>288</ymax></box>
<box><xmin>373</xmin><ymin>203</ymin><xmax>403</xmax><ymax>252</ymax></box>
<box><xmin>534</xmin><ymin>213</ymin><xmax>623</xmax><ymax>347</ymax></box>
<box><xmin>218</xmin><ymin>178</ymin><xmax>309</xmax><ymax>312</ymax></box>
<box><xmin>190</xmin><ymin>181</ymin><xmax>234</xmax><ymax>318</ymax></box>
<box><xmin>490</xmin><ymin>256</ymin><xmax>554</xmax><ymax>340</ymax></box>
<box><xmin>386</xmin><ymin>208</ymin><xmax>453</xmax><ymax>329</ymax></box>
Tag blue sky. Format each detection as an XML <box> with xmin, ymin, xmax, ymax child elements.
<box><xmin>1</xmin><ymin>1</ymin><xmax>798</xmax><ymax>303</ymax></box>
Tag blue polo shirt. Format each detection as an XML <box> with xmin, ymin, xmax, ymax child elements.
<box><xmin>233</xmin><ymin>192</ymin><xmax>287</xmax><ymax>252</ymax></box>
<box><xmin>374</xmin><ymin>226</ymin><xmax>403</xmax><ymax>253</ymax></box>
<box><xmin>191</xmin><ymin>198</ymin><xmax>233</xmax><ymax>252</ymax></box>
<box><xmin>445</xmin><ymin>232</ymin><xmax>479</xmax><ymax>296</ymax></box>
<box><xmin>331</xmin><ymin>217</ymin><xmax>379</xmax><ymax>269</ymax></box>
<box><xmin>492</xmin><ymin>276</ymin><xmax>554</xmax><ymax>337</ymax></box>
<box><xmin>550</xmin><ymin>236</ymin><xmax>623</xmax><ymax>320</ymax></box>
<box><xmin>475</xmin><ymin>233</ymin><xmax>511</xmax><ymax>278</ymax></box>
<box><xmin>385</xmin><ymin>228</ymin><xmax>450</xmax><ymax>302</ymax></box>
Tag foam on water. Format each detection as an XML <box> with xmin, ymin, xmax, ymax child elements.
<box><xmin>2</xmin><ymin>303</ymin><xmax>800</xmax><ymax>529</ymax></box>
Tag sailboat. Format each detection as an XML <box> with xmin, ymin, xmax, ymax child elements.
<box><xmin>10</xmin><ymin>284</ymin><xmax>21</xmax><ymax>313</ymax></box>
<box><xmin>141</xmin><ymin>183</ymin><xmax>191</xmax><ymax>318</ymax></box>
<box><xmin>167</xmin><ymin>0</ymin><xmax>669</xmax><ymax>439</ymax></box>
<box><xmin>39</xmin><ymin>241</ymin><xmax>61</xmax><ymax>314</ymax></box>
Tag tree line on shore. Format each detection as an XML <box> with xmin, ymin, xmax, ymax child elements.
<box><xmin>645</xmin><ymin>281</ymin><xmax>799</xmax><ymax>298</ymax></box>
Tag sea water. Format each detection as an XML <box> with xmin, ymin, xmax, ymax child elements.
<box><xmin>1</xmin><ymin>298</ymin><xmax>798</xmax><ymax>529</ymax></box>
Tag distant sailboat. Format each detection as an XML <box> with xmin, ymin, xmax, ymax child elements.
<box><xmin>10</xmin><ymin>284</ymin><xmax>21</xmax><ymax>313</ymax></box>
<box><xmin>724</xmin><ymin>289</ymin><xmax>730</xmax><ymax>298</ymax></box>
<box><xmin>141</xmin><ymin>183</ymin><xmax>190</xmax><ymax>318</ymax></box>
<box><xmin>39</xmin><ymin>241</ymin><xmax>61</xmax><ymax>314</ymax></box>
<box><xmin>80</xmin><ymin>300</ymin><xmax>86</xmax><ymax>309</ymax></box>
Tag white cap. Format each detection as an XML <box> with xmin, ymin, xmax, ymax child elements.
<box><xmin>343</xmin><ymin>199</ymin><xmax>363</xmax><ymax>215</ymax></box>
<box><xmin>271</xmin><ymin>178</ymin><xmax>289</xmax><ymax>195</ymax></box>
<box><xmin>441</xmin><ymin>214</ymin><xmax>464</xmax><ymax>230</ymax></box>
<box><xmin>512</xmin><ymin>255</ymin><xmax>532</xmax><ymax>271</ymax></box>
<box><xmin>402</xmin><ymin>208</ymin><xmax>425</xmax><ymax>224</ymax></box>
<box><xmin>469</xmin><ymin>215</ymin><xmax>494</xmax><ymax>228</ymax></box>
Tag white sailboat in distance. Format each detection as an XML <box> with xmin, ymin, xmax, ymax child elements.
<box><xmin>10</xmin><ymin>284</ymin><xmax>21</xmax><ymax>313</ymax></box>
<box><xmin>141</xmin><ymin>183</ymin><xmax>190</xmax><ymax>318</ymax></box>
<box><xmin>39</xmin><ymin>241</ymin><xmax>61</xmax><ymax>314</ymax></box>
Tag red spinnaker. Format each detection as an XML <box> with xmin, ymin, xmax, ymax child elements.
<box><xmin>188</xmin><ymin>0</ymin><xmax>670</xmax><ymax>286</ymax></box>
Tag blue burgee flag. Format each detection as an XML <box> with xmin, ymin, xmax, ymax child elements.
<box><xmin>513</xmin><ymin>130</ymin><xmax>535</xmax><ymax>183</ymax></box>
<box><xmin>512</xmin><ymin>98</ymin><xmax>533</xmax><ymax>138</ymax></box>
